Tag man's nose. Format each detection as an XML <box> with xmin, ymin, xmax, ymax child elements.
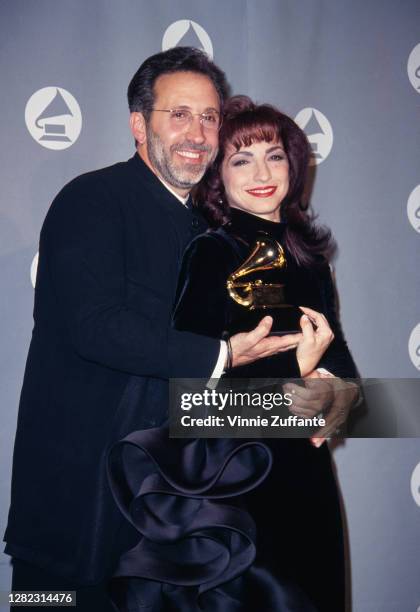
<box><xmin>254</xmin><ymin>161</ymin><xmax>271</xmax><ymax>182</ymax></box>
<box><xmin>185</xmin><ymin>116</ymin><xmax>206</xmax><ymax>143</ymax></box>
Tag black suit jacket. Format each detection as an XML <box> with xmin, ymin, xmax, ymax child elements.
<box><xmin>4</xmin><ymin>154</ymin><xmax>219</xmax><ymax>583</ymax></box>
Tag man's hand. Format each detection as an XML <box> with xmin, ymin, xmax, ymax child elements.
<box><xmin>307</xmin><ymin>373</ymin><xmax>360</xmax><ymax>448</ymax></box>
<box><xmin>229</xmin><ymin>316</ymin><xmax>302</xmax><ymax>368</ymax></box>
<box><xmin>283</xmin><ymin>376</ymin><xmax>335</xmax><ymax>418</ymax></box>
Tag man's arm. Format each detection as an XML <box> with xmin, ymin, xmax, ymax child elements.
<box><xmin>42</xmin><ymin>175</ymin><xmax>298</xmax><ymax>381</ymax></box>
<box><xmin>41</xmin><ymin>174</ymin><xmax>219</xmax><ymax>379</ymax></box>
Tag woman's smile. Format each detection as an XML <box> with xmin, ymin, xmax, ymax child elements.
<box><xmin>245</xmin><ymin>185</ymin><xmax>278</xmax><ymax>197</ymax></box>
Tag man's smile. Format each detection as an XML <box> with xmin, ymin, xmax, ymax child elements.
<box><xmin>175</xmin><ymin>150</ymin><xmax>203</xmax><ymax>163</ymax></box>
<box><xmin>173</xmin><ymin>145</ymin><xmax>211</xmax><ymax>165</ymax></box>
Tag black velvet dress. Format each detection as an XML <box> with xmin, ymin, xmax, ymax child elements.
<box><xmin>107</xmin><ymin>208</ymin><xmax>358</xmax><ymax>612</ymax></box>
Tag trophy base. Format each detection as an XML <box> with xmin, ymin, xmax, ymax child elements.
<box><xmin>229</xmin><ymin>304</ymin><xmax>302</xmax><ymax>336</ymax></box>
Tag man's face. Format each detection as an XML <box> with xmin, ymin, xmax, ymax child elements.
<box><xmin>140</xmin><ymin>71</ymin><xmax>220</xmax><ymax>196</ymax></box>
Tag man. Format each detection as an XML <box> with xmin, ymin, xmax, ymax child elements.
<box><xmin>4</xmin><ymin>47</ymin><xmax>312</xmax><ymax>610</ymax></box>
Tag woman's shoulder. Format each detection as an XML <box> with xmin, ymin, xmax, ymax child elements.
<box><xmin>183</xmin><ymin>227</ymin><xmax>239</xmax><ymax>260</ymax></box>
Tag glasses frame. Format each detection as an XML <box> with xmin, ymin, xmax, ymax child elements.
<box><xmin>151</xmin><ymin>108</ymin><xmax>222</xmax><ymax>131</ymax></box>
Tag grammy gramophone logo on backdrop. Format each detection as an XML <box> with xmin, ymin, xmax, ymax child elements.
<box><xmin>162</xmin><ymin>20</ymin><xmax>213</xmax><ymax>58</ymax></box>
<box><xmin>407</xmin><ymin>185</ymin><xmax>420</xmax><ymax>233</ymax></box>
<box><xmin>407</xmin><ymin>42</ymin><xmax>420</xmax><ymax>94</ymax></box>
<box><xmin>30</xmin><ymin>252</ymin><xmax>39</xmax><ymax>288</ymax></box>
<box><xmin>408</xmin><ymin>323</ymin><xmax>420</xmax><ymax>372</ymax></box>
<box><xmin>410</xmin><ymin>462</ymin><xmax>420</xmax><ymax>507</ymax></box>
<box><xmin>25</xmin><ymin>87</ymin><xmax>82</xmax><ymax>150</ymax></box>
<box><xmin>294</xmin><ymin>108</ymin><xmax>333</xmax><ymax>166</ymax></box>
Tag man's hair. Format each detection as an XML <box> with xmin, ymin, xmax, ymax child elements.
<box><xmin>127</xmin><ymin>47</ymin><xmax>229</xmax><ymax>120</ymax></box>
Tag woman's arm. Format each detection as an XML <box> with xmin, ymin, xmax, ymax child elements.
<box><xmin>317</xmin><ymin>265</ymin><xmax>359</xmax><ymax>379</ymax></box>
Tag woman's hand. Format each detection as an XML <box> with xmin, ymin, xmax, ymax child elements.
<box><xmin>296</xmin><ymin>306</ymin><xmax>334</xmax><ymax>377</ymax></box>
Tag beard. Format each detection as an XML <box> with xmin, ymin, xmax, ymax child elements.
<box><xmin>145</xmin><ymin>124</ymin><xmax>216</xmax><ymax>190</ymax></box>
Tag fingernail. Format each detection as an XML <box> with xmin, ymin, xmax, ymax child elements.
<box><xmin>311</xmin><ymin>438</ymin><xmax>323</xmax><ymax>448</ymax></box>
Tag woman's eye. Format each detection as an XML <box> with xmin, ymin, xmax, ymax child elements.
<box><xmin>269</xmin><ymin>154</ymin><xmax>285</xmax><ymax>161</ymax></box>
<box><xmin>232</xmin><ymin>159</ymin><xmax>249</xmax><ymax>167</ymax></box>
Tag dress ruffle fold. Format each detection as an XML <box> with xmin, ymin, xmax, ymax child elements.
<box><xmin>107</xmin><ymin>426</ymin><xmax>274</xmax><ymax>611</ymax></box>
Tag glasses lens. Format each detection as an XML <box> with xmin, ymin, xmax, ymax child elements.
<box><xmin>202</xmin><ymin>112</ymin><xmax>220</xmax><ymax>130</ymax></box>
<box><xmin>167</xmin><ymin>109</ymin><xmax>220</xmax><ymax>130</ymax></box>
<box><xmin>169</xmin><ymin>110</ymin><xmax>191</xmax><ymax>126</ymax></box>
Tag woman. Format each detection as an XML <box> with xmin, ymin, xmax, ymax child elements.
<box><xmin>108</xmin><ymin>97</ymin><xmax>358</xmax><ymax>612</ymax></box>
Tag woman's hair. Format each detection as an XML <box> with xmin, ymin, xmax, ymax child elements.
<box><xmin>195</xmin><ymin>95</ymin><xmax>334</xmax><ymax>266</ymax></box>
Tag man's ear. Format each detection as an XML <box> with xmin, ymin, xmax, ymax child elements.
<box><xmin>129</xmin><ymin>112</ymin><xmax>147</xmax><ymax>145</ymax></box>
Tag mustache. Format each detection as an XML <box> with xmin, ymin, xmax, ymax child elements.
<box><xmin>171</xmin><ymin>142</ymin><xmax>212</xmax><ymax>154</ymax></box>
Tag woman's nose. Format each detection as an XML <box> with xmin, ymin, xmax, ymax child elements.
<box><xmin>253</xmin><ymin>161</ymin><xmax>271</xmax><ymax>182</ymax></box>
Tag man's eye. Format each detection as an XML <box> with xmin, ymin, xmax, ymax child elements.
<box><xmin>203</xmin><ymin>114</ymin><xmax>217</xmax><ymax>123</ymax></box>
<box><xmin>172</xmin><ymin>110</ymin><xmax>188</xmax><ymax>120</ymax></box>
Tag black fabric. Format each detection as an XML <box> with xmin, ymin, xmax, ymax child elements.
<box><xmin>4</xmin><ymin>154</ymin><xmax>219</xmax><ymax>585</ymax></box>
<box><xmin>174</xmin><ymin>207</ymin><xmax>358</xmax><ymax>379</ymax></box>
<box><xmin>107</xmin><ymin>429</ymin><xmax>319</xmax><ymax>612</ymax></box>
<box><xmin>107</xmin><ymin>208</ymin><xmax>358</xmax><ymax>611</ymax></box>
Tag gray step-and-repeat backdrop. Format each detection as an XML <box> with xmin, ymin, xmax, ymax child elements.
<box><xmin>1</xmin><ymin>1</ymin><xmax>419</xmax><ymax>610</ymax></box>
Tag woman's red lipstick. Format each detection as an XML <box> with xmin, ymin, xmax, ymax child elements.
<box><xmin>245</xmin><ymin>186</ymin><xmax>277</xmax><ymax>198</ymax></box>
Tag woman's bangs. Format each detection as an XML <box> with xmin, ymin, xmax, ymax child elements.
<box><xmin>228</xmin><ymin>119</ymin><xmax>281</xmax><ymax>151</ymax></box>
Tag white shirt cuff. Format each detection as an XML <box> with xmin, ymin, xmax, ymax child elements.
<box><xmin>316</xmin><ymin>367</ymin><xmax>335</xmax><ymax>377</ymax></box>
<box><xmin>207</xmin><ymin>341</ymin><xmax>227</xmax><ymax>389</ymax></box>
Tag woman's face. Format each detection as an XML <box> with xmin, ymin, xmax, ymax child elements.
<box><xmin>221</xmin><ymin>139</ymin><xmax>289</xmax><ymax>222</ymax></box>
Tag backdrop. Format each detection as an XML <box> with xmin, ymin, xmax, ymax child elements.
<box><xmin>1</xmin><ymin>1</ymin><xmax>419</xmax><ymax>610</ymax></box>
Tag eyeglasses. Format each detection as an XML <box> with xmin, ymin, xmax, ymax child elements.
<box><xmin>151</xmin><ymin>108</ymin><xmax>221</xmax><ymax>131</ymax></box>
